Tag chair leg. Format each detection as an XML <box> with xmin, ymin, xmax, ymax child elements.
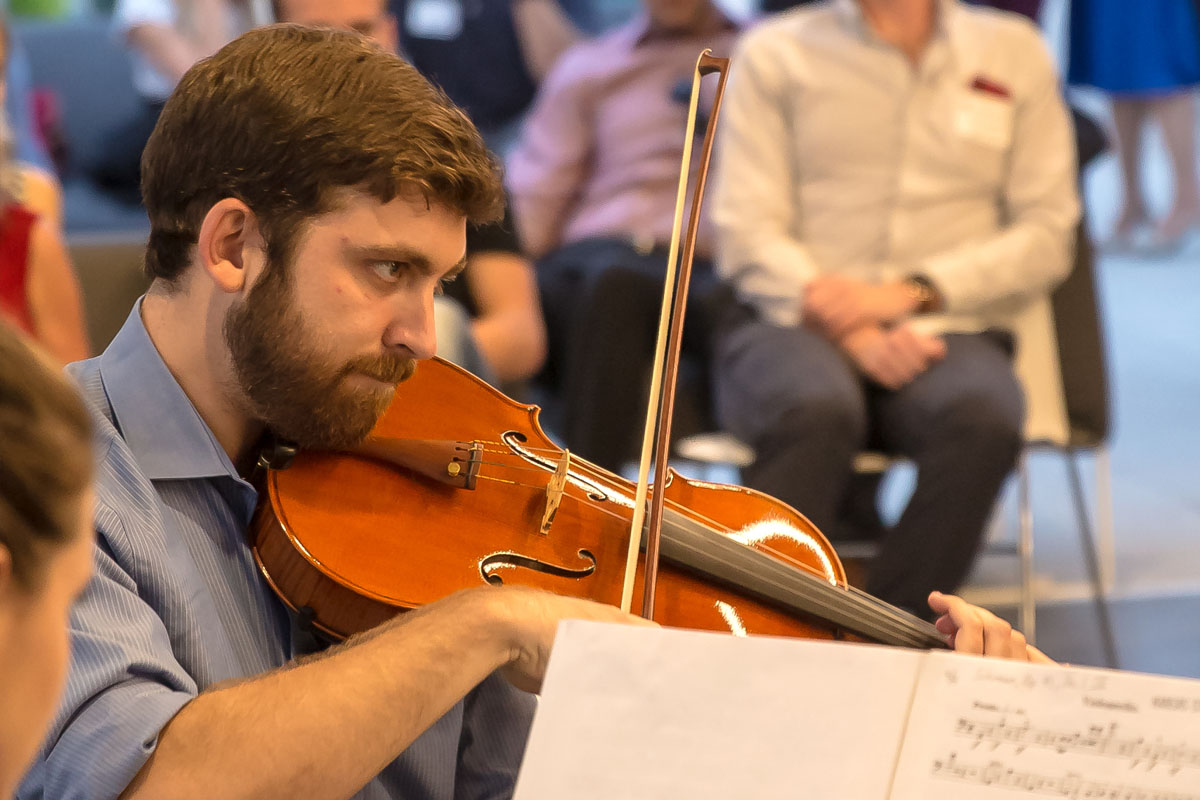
<box><xmin>1017</xmin><ymin>453</ymin><xmax>1036</xmax><ymax>645</ymax></box>
<box><xmin>1066</xmin><ymin>448</ymin><xmax>1120</xmax><ymax>669</ymax></box>
<box><xmin>1096</xmin><ymin>445</ymin><xmax>1116</xmax><ymax>593</ymax></box>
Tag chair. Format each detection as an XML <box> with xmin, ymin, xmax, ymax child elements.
<box><xmin>675</xmin><ymin>222</ymin><xmax>1117</xmax><ymax>666</ymax></box>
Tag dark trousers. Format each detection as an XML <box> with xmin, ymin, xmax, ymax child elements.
<box><xmin>714</xmin><ymin>318</ymin><xmax>1024</xmax><ymax>616</ymax></box>
<box><xmin>537</xmin><ymin>238</ymin><xmax>721</xmax><ymax>472</ymax></box>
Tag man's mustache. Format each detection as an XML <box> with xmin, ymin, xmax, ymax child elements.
<box><xmin>344</xmin><ymin>354</ymin><xmax>416</xmax><ymax>385</ymax></box>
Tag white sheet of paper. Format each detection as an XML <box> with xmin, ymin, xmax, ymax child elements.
<box><xmin>891</xmin><ymin>650</ymin><xmax>1200</xmax><ymax>799</ymax></box>
<box><xmin>513</xmin><ymin>621</ymin><xmax>924</xmax><ymax>800</ymax></box>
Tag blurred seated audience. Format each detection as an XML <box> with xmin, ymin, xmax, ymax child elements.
<box><xmin>2</xmin><ymin>25</ymin><xmax>53</xmax><ymax>174</ymax></box>
<box><xmin>506</xmin><ymin>0</ymin><xmax>739</xmax><ymax>471</ymax></box>
<box><xmin>389</xmin><ymin>0</ymin><xmax>579</xmax><ymax>154</ymax></box>
<box><xmin>98</xmin><ymin>0</ymin><xmax>272</xmax><ymax>199</ymax></box>
<box><xmin>0</xmin><ymin>22</ymin><xmax>90</xmax><ymax>364</ymax></box>
<box><xmin>275</xmin><ymin>0</ymin><xmax>547</xmax><ymax>386</ymax></box>
<box><xmin>710</xmin><ymin>0</ymin><xmax>1079</xmax><ymax>615</ymax></box>
<box><xmin>0</xmin><ymin>325</ymin><xmax>95</xmax><ymax>800</ymax></box>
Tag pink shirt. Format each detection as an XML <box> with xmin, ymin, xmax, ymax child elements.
<box><xmin>506</xmin><ymin>13</ymin><xmax>740</xmax><ymax>259</ymax></box>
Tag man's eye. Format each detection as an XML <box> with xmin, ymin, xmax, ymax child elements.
<box><xmin>371</xmin><ymin>261</ymin><xmax>406</xmax><ymax>281</ymax></box>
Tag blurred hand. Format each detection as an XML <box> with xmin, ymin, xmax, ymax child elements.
<box><xmin>928</xmin><ymin>591</ymin><xmax>1054</xmax><ymax>663</ymax></box>
<box><xmin>488</xmin><ymin>587</ymin><xmax>658</xmax><ymax>693</ymax></box>
<box><xmin>802</xmin><ymin>276</ymin><xmax>915</xmax><ymax>339</ymax></box>
<box><xmin>840</xmin><ymin>324</ymin><xmax>947</xmax><ymax>389</ymax></box>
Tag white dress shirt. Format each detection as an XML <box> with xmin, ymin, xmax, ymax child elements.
<box><xmin>712</xmin><ymin>0</ymin><xmax>1081</xmax><ymax>338</ymax></box>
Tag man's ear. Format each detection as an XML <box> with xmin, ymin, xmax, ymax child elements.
<box><xmin>196</xmin><ymin>198</ymin><xmax>264</xmax><ymax>294</ymax></box>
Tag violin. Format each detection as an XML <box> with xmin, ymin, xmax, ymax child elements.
<box><xmin>250</xmin><ymin>49</ymin><xmax>945</xmax><ymax>652</ymax></box>
<box><xmin>249</xmin><ymin>355</ymin><xmax>946</xmax><ymax>649</ymax></box>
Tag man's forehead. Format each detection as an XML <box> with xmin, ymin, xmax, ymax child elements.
<box><xmin>301</xmin><ymin>187</ymin><xmax>467</xmax><ymax>264</ymax></box>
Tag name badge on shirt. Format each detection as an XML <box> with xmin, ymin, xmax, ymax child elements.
<box><xmin>954</xmin><ymin>90</ymin><xmax>1014</xmax><ymax>151</ymax></box>
<box><xmin>405</xmin><ymin>0</ymin><xmax>464</xmax><ymax>40</ymax></box>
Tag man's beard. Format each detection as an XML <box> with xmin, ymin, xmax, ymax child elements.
<box><xmin>223</xmin><ymin>264</ymin><xmax>416</xmax><ymax>450</ymax></box>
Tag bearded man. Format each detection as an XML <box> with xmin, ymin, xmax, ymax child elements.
<box><xmin>16</xmin><ymin>23</ymin><xmax>1046</xmax><ymax>800</ymax></box>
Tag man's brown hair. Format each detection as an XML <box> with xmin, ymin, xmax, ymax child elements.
<box><xmin>0</xmin><ymin>326</ymin><xmax>92</xmax><ymax>590</ymax></box>
<box><xmin>140</xmin><ymin>24</ymin><xmax>503</xmax><ymax>283</ymax></box>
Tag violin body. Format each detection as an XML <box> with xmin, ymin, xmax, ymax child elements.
<box><xmin>251</xmin><ymin>358</ymin><xmax>864</xmax><ymax>642</ymax></box>
<box><xmin>253</xmin><ymin>358</ymin><xmax>946</xmax><ymax>648</ymax></box>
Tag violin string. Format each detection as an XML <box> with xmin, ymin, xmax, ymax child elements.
<box><xmin>472</xmin><ymin>455</ymin><xmax>850</xmax><ymax>580</ymax></box>
<box><xmin>472</xmin><ymin>474</ymin><xmax>525</xmax><ymax>487</ymax></box>
<box><xmin>468</xmin><ymin>454</ymin><xmax>927</xmax><ymax>635</ymax></box>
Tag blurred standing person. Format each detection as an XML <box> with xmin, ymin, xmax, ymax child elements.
<box><xmin>0</xmin><ymin>20</ymin><xmax>90</xmax><ymax>364</ymax></box>
<box><xmin>0</xmin><ymin>326</ymin><xmax>95</xmax><ymax>799</ymax></box>
<box><xmin>99</xmin><ymin>0</ymin><xmax>272</xmax><ymax>199</ymax></box>
<box><xmin>1069</xmin><ymin>1</ymin><xmax>1200</xmax><ymax>251</ymax></box>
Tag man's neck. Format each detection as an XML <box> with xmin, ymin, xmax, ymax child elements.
<box><xmin>645</xmin><ymin>5</ymin><xmax>724</xmax><ymax>40</ymax></box>
<box><xmin>858</xmin><ymin>0</ymin><xmax>937</xmax><ymax>64</ymax></box>
<box><xmin>141</xmin><ymin>285</ymin><xmax>264</xmax><ymax>472</ymax></box>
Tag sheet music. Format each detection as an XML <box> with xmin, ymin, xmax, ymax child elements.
<box><xmin>890</xmin><ymin>650</ymin><xmax>1200</xmax><ymax>800</ymax></box>
<box><xmin>513</xmin><ymin>621</ymin><xmax>925</xmax><ymax>800</ymax></box>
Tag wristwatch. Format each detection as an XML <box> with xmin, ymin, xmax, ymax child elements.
<box><xmin>903</xmin><ymin>275</ymin><xmax>938</xmax><ymax>314</ymax></box>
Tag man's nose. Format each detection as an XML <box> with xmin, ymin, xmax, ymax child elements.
<box><xmin>383</xmin><ymin>292</ymin><xmax>438</xmax><ymax>360</ymax></box>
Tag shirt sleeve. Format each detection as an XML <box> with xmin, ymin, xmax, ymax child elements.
<box><xmin>918</xmin><ymin>23</ymin><xmax>1081</xmax><ymax>313</ymax></box>
<box><xmin>18</xmin><ymin>527</ymin><xmax>197</xmax><ymax>800</ymax></box>
<box><xmin>453</xmin><ymin>672</ymin><xmax>536</xmax><ymax>799</ymax></box>
<box><xmin>711</xmin><ymin>29</ymin><xmax>823</xmax><ymax>329</ymax></box>
<box><xmin>505</xmin><ymin>46</ymin><xmax>595</xmax><ymax>259</ymax></box>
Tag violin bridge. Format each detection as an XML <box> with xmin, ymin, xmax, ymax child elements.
<box><xmin>539</xmin><ymin>449</ymin><xmax>571</xmax><ymax>535</ymax></box>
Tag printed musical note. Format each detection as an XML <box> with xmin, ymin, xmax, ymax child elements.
<box><xmin>930</xmin><ymin>752</ymin><xmax>1200</xmax><ymax>800</ymax></box>
<box><xmin>952</xmin><ymin>716</ymin><xmax>1200</xmax><ymax>774</ymax></box>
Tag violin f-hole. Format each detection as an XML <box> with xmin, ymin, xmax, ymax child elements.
<box><xmin>479</xmin><ymin>550</ymin><xmax>597</xmax><ymax>585</ymax></box>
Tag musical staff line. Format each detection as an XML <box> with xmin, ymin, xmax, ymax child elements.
<box><xmin>932</xmin><ymin>753</ymin><xmax>1200</xmax><ymax>800</ymax></box>
<box><xmin>955</xmin><ymin>716</ymin><xmax>1200</xmax><ymax>774</ymax></box>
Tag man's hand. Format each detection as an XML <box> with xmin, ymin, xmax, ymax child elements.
<box><xmin>486</xmin><ymin>587</ymin><xmax>657</xmax><ymax>693</ymax></box>
<box><xmin>802</xmin><ymin>276</ymin><xmax>916</xmax><ymax>339</ymax></box>
<box><xmin>840</xmin><ymin>324</ymin><xmax>946</xmax><ymax>389</ymax></box>
<box><xmin>928</xmin><ymin>591</ymin><xmax>1054</xmax><ymax>663</ymax></box>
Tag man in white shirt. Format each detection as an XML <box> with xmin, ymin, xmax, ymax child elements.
<box><xmin>710</xmin><ymin>0</ymin><xmax>1080</xmax><ymax>615</ymax></box>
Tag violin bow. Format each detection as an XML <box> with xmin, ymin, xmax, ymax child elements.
<box><xmin>620</xmin><ymin>51</ymin><xmax>731</xmax><ymax>618</ymax></box>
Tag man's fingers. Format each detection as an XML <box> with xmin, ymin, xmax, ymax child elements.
<box><xmin>928</xmin><ymin>591</ymin><xmax>984</xmax><ymax>654</ymax></box>
<box><xmin>981</xmin><ymin>614</ymin><xmax>1016</xmax><ymax>658</ymax></box>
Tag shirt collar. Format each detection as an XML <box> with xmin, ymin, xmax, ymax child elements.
<box><xmin>834</xmin><ymin>0</ymin><xmax>964</xmax><ymax>67</ymax></box>
<box><xmin>98</xmin><ymin>299</ymin><xmax>242</xmax><ymax>483</ymax></box>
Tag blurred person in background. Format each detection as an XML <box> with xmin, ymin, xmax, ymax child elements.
<box><xmin>506</xmin><ymin>0</ymin><xmax>739</xmax><ymax>472</ymax></box>
<box><xmin>99</xmin><ymin>0</ymin><xmax>273</xmax><ymax>200</ymax></box>
<box><xmin>711</xmin><ymin>0</ymin><xmax>1079</xmax><ymax>616</ymax></box>
<box><xmin>389</xmin><ymin>0</ymin><xmax>579</xmax><ymax>154</ymax></box>
<box><xmin>0</xmin><ymin>325</ymin><xmax>94</xmax><ymax>799</ymax></box>
<box><xmin>275</xmin><ymin>0</ymin><xmax>547</xmax><ymax>386</ymax></box>
<box><xmin>1069</xmin><ymin>0</ymin><xmax>1200</xmax><ymax>252</ymax></box>
<box><xmin>2</xmin><ymin>25</ymin><xmax>54</xmax><ymax>174</ymax></box>
<box><xmin>0</xmin><ymin>20</ymin><xmax>90</xmax><ymax>365</ymax></box>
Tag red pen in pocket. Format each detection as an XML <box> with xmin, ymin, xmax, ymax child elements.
<box><xmin>970</xmin><ymin>75</ymin><xmax>1011</xmax><ymax>99</ymax></box>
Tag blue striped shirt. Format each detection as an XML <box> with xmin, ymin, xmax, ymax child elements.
<box><xmin>18</xmin><ymin>302</ymin><xmax>533</xmax><ymax>800</ymax></box>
